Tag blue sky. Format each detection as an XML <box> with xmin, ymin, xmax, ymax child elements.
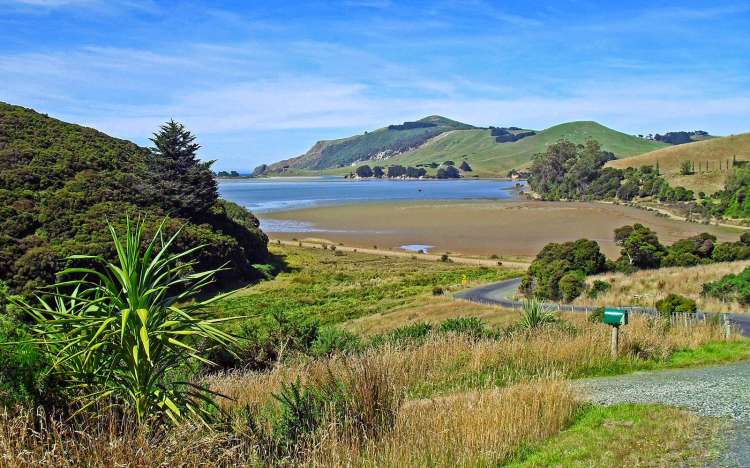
<box><xmin>1</xmin><ymin>1</ymin><xmax>749</xmax><ymax>170</ymax></box>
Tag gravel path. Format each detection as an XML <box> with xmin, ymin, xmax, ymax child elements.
<box><xmin>575</xmin><ymin>362</ymin><xmax>750</xmax><ymax>467</ymax></box>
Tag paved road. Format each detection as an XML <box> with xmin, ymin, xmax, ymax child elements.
<box><xmin>455</xmin><ymin>277</ymin><xmax>750</xmax><ymax>336</ymax></box>
<box><xmin>576</xmin><ymin>361</ymin><xmax>750</xmax><ymax>467</ymax></box>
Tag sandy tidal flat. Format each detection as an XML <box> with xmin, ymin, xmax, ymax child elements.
<box><xmin>263</xmin><ymin>200</ymin><xmax>742</xmax><ymax>258</ymax></box>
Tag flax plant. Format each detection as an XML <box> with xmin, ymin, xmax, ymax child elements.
<box><xmin>14</xmin><ymin>219</ymin><xmax>241</xmax><ymax>426</ymax></box>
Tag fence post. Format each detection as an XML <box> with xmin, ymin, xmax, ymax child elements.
<box><xmin>611</xmin><ymin>326</ymin><xmax>619</xmax><ymax>357</ymax></box>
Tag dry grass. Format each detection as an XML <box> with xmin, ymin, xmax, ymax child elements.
<box><xmin>210</xmin><ymin>315</ymin><xmax>731</xmax><ymax>409</ymax></box>
<box><xmin>342</xmin><ymin>296</ymin><xmax>518</xmax><ymax>336</ymax></box>
<box><xmin>575</xmin><ymin>260</ymin><xmax>750</xmax><ymax>313</ymax></box>
<box><xmin>2</xmin><ymin>316</ymin><xmax>736</xmax><ymax>467</ymax></box>
<box><xmin>0</xmin><ymin>408</ymin><xmax>257</xmax><ymax>467</ymax></box>
<box><xmin>309</xmin><ymin>380</ymin><xmax>577</xmax><ymax>467</ymax></box>
<box><xmin>607</xmin><ymin>132</ymin><xmax>750</xmax><ymax>194</ymax></box>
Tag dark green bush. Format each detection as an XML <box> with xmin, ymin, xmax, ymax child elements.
<box><xmin>559</xmin><ymin>271</ymin><xmax>586</xmax><ymax>302</ymax></box>
<box><xmin>702</xmin><ymin>266</ymin><xmax>750</xmax><ymax>305</ymax></box>
<box><xmin>0</xmin><ymin>316</ymin><xmax>50</xmax><ymax>407</ymax></box>
<box><xmin>432</xmin><ymin>286</ymin><xmax>444</xmax><ymax>296</ymax></box>
<box><xmin>309</xmin><ymin>327</ymin><xmax>361</xmax><ymax>357</ymax></box>
<box><xmin>437</xmin><ymin>317</ymin><xmax>487</xmax><ymax>338</ymax></box>
<box><xmin>655</xmin><ymin>294</ymin><xmax>697</xmax><ymax>318</ymax></box>
<box><xmin>587</xmin><ymin>280</ymin><xmax>611</xmax><ymax>299</ymax></box>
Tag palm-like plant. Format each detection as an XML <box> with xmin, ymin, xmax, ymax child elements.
<box><xmin>15</xmin><ymin>219</ymin><xmax>240</xmax><ymax>426</ymax></box>
<box><xmin>518</xmin><ymin>298</ymin><xmax>556</xmax><ymax>330</ymax></box>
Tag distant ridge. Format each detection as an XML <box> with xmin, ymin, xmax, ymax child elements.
<box><xmin>264</xmin><ymin>115</ymin><xmax>474</xmax><ymax>173</ymax></box>
<box><xmin>264</xmin><ymin>119</ymin><xmax>668</xmax><ymax>177</ymax></box>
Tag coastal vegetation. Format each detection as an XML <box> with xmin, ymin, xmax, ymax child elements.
<box><xmin>1</xmin><ymin>227</ymin><xmax>744</xmax><ymax>465</ymax></box>
<box><xmin>522</xmin><ymin>223</ymin><xmax>750</xmax><ymax>302</ymax></box>
<box><xmin>0</xmin><ymin>102</ymin><xmax>268</xmax><ymax>295</ymax></box>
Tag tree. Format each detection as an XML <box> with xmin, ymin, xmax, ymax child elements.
<box><xmin>615</xmin><ymin>224</ymin><xmax>665</xmax><ymax>269</ymax></box>
<box><xmin>146</xmin><ymin>120</ymin><xmax>218</xmax><ymax>219</ymax></box>
<box><xmin>459</xmin><ymin>161</ymin><xmax>472</xmax><ymax>171</ymax></box>
<box><xmin>373</xmin><ymin>166</ymin><xmax>384</xmax><ymax>178</ymax></box>
<box><xmin>355</xmin><ymin>165</ymin><xmax>373</xmax><ymax>178</ymax></box>
<box><xmin>436</xmin><ymin>165</ymin><xmax>460</xmax><ymax>179</ymax></box>
<box><xmin>387</xmin><ymin>165</ymin><xmax>406</xmax><ymax>178</ymax></box>
<box><xmin>655</xmin><ymin>294</ymin><xmax>696</xmax><ymax>318</ymax></box>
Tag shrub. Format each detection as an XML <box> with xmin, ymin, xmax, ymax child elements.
<box><xmin>440</xmin><ymin>254</ymin><xmax>450</xmax><ymax>262</ymax></box>
<box><xmin>518</xmin><ymin>299</ymin><xmax>556</xmax><ymax>330</ymax></box>
<box><xmin>437</xmin><ymin>317</ymin><xmax>487</xmax><ymax>338</ymax></box>
<box><xmin>587</xmin><ymin>306</ymin><xmax>605</xmax><ymax>323</ymax></box>
<box><xmin>587</xmin><ymin>280</ymin><xmax>611</xmax><ymax>299</ymax></box>
<box><xmin>309</xmin><ymin>328</ymin><xmax>361</xmax><ymax>357</ymax></box>
<box><xmin>523</xmin><ymin>239</ymin><xmax>606</xmax><ymax>300</ymax></box>
<box><xmin>0</xmin><ymin>316</ymin><xmax>51</xmax><ymax>407</ymax></box>
<box><xmin>559</xmin><ymin>271</ymin><xmax>585</xmax><ymax>302</ymax></box>
<box><xmin>432</xmin><ymin>286</ymin><xmax>444</xmax><ymax>296</ymax></box>
<box><xmin>702</xmin><ymin>266</ymin><xmax>750</xmax><ymax>305</ymax></box>
<box><xmin>655</xmin><ymin>294</ymin><xmax>697</xmax><ymax>318</ymax></box>
<box><xmin>12</xmin><ymin>219</ymin><xmax>241</xmax><ymax>426</ymax></box>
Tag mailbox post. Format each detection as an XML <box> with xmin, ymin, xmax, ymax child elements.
<box><xmin>603</xmin><ymin>308</ymin><xmax>628</xmax><ymax>357</ymax></box>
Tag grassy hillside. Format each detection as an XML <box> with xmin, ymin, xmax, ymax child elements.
<box><xmin>607</xmin><ymin>133</ymin><xmax>750</xmax><ymax>194</ymax></box>
<box><xmin>0</xmin><ymin>102</ymin><xmax>268</xmax><ymax>293</ymax></box>
<box><xmin>266</xmin><ymin>115</ymin><xmax>474</xmax><ymax>172</ymax></box>
<box><xmin>375</xmin><ymin>121</ymin><xmax>667</xmax><ymax>177</ymax></box>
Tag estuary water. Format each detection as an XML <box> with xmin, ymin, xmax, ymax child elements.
<box><xmin>218</xmin><ymin>177</ymin><xmax>521</xmax><ymax>214</ymax></box>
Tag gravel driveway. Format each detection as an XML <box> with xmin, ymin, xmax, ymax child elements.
<box><xmin>576</xmin><ymin>361</ymin><xmax>750</xmax><ymax>467</ymax></box>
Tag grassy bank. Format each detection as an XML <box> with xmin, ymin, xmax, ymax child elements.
<box><xmin>212</xmin><ymin>244</ymin><xmax>521</xmax><ymax>327</ymax></box>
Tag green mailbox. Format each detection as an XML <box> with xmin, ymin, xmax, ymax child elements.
<box><xmin>603</xmin><ymin>307</ymin><xmax>628</xmax><ymax>327</ymax></box>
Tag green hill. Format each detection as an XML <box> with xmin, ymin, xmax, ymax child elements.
<box><xmin>384</xmin><ymin>121</ymin><xmax>668</xmax><ymax>177</ymax></box>
<box><xmin>0</xmin><ymin>102</ymin><xmax>268</xmax><ymax>293</ymax></box>
<box><xmin>607</xmin><ymin>132</ymin><xmax>750</xmax><ymax>194</ymax></box>
<box><xmin>266</xmin><ymin>120</ymin><xmax>668</xmax><ymax>177</ymax></box>
<box><xmin>265</xmin><ymin>115</ymin><xmax>474</xmax><ymax>173</ymax></box>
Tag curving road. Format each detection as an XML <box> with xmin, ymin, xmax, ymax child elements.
<box><xmin>455</xmin><ymin>277</ymin><xmax>750</xmax><ymax>337</ymax></box>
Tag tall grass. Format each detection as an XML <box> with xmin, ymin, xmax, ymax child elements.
<box><xmin>1</xmin><ymin>316</ymin><xmax>736</xmax><ymax>466</ymax></box>
<box><xmin>575</xmin><ymin>260</ymin><xmax>750</xmax><ymax>313</ymax></box>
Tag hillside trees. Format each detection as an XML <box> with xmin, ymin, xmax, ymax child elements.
<box><xmin>0</xmin><ymin>103</ymin><xmax>268</xmax><ymax>294</ymax></box>
<box><xmin>355</xmin><ymin>165</ymin><xmax>373</xmax><ymax>178</ymax></box>
<box><xmin>436</xmin><ymin>165</ymin><xmax>460</xmax><ymax>179</ymax></box>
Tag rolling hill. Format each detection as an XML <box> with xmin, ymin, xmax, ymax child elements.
<box><xmin>382</xmin><ymin>121</ymin><xmax>668</xmax><ymax>176</ymax></box>
<box><xmin>607</xmin><ymin>132</ymin><xmax>750</xmax><ymax>194</ymax></box>
<box><xmin>0</xmin><ymin>102</ymin><xmax>268</xmax><ymax>293</ymax></box>
<box><xmin>265</xmin><ymin>115</ymin><xmax>474</xmax><ymax>172</ymax></box>
<box><xmin>264</xmin><ymin>119</ymin><xmax>668</xmax><ymax>177</ymax></box>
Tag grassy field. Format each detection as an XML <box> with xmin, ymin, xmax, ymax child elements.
<box><xmin>607</xmin><ymin>132</ymin><xmax>750</xmax><ymax>194</ymax></box>
<box><xmin>385</xmin><ymin>121</ymin><xmax>667</xmax><ymax>177</ymax></box>
<box><xmin>574</xmin><ymin>260</ymin><xmax>750</xmax><ymax>313</ymax></box>
<box><xmin>212</xmin><ymin>244</ymin><xmax>521</xmax><ymax>327</ymax></box>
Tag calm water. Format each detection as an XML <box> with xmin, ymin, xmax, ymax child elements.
<box><xmin>219</xmin><ymin>177</ymin><xmax>522</xmax><ymax>214</ymax></box>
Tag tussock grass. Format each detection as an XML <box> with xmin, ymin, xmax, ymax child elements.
<box><xmin>210</xmin><ymin>315</ymin><xmax>733</xmax><ymax>408</ymax></box>
<box><xmin>575</xmin><ymin>260</ymin><xmax>750</xmax><ymax>313</ymax></box>
<box><xmin>3</xmin><ymin>317</ymin><xmax>740</xmax><ymax>466</ymax></box>
<box><xmin>310</xmin><ymin>380</ymin><xmax>577</xmax><ymax>467</ymax></box>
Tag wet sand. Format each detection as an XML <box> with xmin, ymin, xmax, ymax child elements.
<box><xmin>263</xmin><ymin>200</ymin><xmax>742</xmax><ymax>258</ymax></box>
